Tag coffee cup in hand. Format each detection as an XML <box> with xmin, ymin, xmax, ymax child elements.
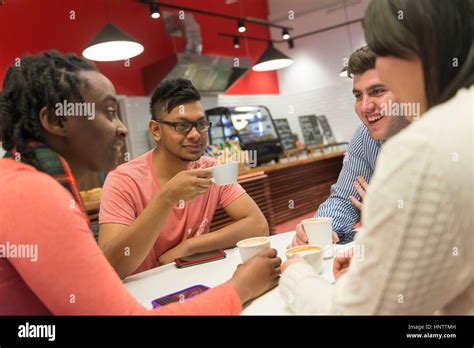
<box><xmin>286</xmin><ymin>245</ymin><xmax>323</xmax><ymax>274</ymax></box>
<box><xmin>236</xmin><ymin>236</ymin><xmax>271</xmax><ymax>263</ymax></box>
<box><xmin>301</xmin><ymin>217</ymin><xmax>334</xmax><ymax>258</ymax></box>
<box><xmin>209</xmin><ymin>162</ymin><xmax>238</xmax><ymax>186</ymax></box>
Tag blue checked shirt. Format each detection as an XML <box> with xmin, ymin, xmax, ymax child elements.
<box><xmin>315</xmin><ymin>125</ymin><xmax>381</xmax><ymax>243</ymax></box>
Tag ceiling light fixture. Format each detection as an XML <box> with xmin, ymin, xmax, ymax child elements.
<box><xmin>233</xmin><ymin>36</ymin><xmax>240</xmax><ymax>48</ymax></box>
<box><xmin>287</xmin><ymin>38</ymin><xmax>294</xmax><ymax>49</ymax></box>
<box><xmin>237</xmin><ymin>20</ymin><xmax>246</xmax><ymax>33</ymax></box>
<box><xmin>150</xmin><ymin>2</ymin><xmax>160</xmax><ymax>19</ymax></box>
<box><xmin>252</xmin><ymin>43</ymin><xmax>293</xmax><ymax>72</ymax></box>
<box><xmin>83</xmin><ymin>23</ymin><xmax>144</xmax><ymax>61</ymax></box>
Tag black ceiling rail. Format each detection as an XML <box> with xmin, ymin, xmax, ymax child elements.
<box><xmin>219</xmin><ymin>18</ymin><xmax>363</xmax><ymax>45</ymax></box>
<box><xmin>139</xmin><ymin>0</ymin><xmax>293</xmax><ymax>31</ymax></box>
<box><xmin>219</xmin><ymin>33</ymin><xmax>274</xmax><ymax>43</ymax></box>
<box><xmin>286</xmin><ymin>17</ymin><xmax>363</xmax><ymax>42</ymax></box>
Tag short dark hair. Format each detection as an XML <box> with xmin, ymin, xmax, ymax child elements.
<box><xmin>149</xmin><ymin>78</ymin><xmax>201</xmax><ymax>120</ymax></box>
<box><xmin>346</xmin><ymin>46</ymin><xmax>377</xmax><ymax>78</ymax></box>
<box><xmin>0</xmin><ymin>50</ymin><xmax>96</xmax><ymax>154</ymax></box>
<box><xmin>363</xmin><ymin>0</ymin><xmax>474</xmax><ymax>108</ymax></box>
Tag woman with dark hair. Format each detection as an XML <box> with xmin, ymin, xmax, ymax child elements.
<box><xmin>0</xmin><ymin>51</ymin><xmax>281</xmax><ymax>315</ymax></box>
<box><xmin>279</xmin><ymin>0</ymin><xmax>473</xmax><ymax>314</ymax></box>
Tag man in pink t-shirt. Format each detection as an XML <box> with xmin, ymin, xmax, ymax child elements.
<box><xmin>99</xmin><ymin>79</ymin><xmax>269</xmax><ymax>278</ymax></box>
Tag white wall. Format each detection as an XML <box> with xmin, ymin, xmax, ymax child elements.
<box><xmin>268</xmin><ymin>0</ymin><xmax>370</xmax><ymax>94</ymax></box>
<box><xmin>118</xmin><ymin>96</ymin><xmax>153</xmax><ymax>159</ymax></box>
<box><xmin>218</xmin><ymin>78</ymin><xmax>356</xmax><ymax>143</ymax></box>
<box><xmin>121</xmin><ymin>82</ymin><xmax>359</xmax><ymax>160</ymax></box>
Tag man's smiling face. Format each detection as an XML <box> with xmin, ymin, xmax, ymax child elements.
<box><xmin>352</xmin><ymin>69</ymin><xmax>398</xmax><ymax>141</ymax></box>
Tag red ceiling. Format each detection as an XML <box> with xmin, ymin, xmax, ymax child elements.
<box><xmin>0</xmin><ymin>0</ymin><xmax>279</xmax><ymax>95</ymax></box>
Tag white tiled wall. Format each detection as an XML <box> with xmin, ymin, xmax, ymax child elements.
<box><xmin>120</xmin><ymin>78</ymin><xmax>362</xmax><ymax>161</ymax></box>
<box><xmin>218</xmin><ymin>77</ymin><xmax>361</xmax><ymax>143</ymax></box>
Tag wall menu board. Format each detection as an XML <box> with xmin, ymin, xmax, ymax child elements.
<box><xmin>274</xmin><ymin>118</ymin><xmax>297</xmax><ymax>150</ymax></box>
<box><xmin>298</xmin><ymin>115</ymin><xmax>323</xmax><ymax>146</ymax></box>
<box><xmin>317</xmin><ymin>115</ymin><xmax>336</xmax><ymax>144</ymax></box>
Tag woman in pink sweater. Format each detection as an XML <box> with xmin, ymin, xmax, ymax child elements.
<box><xmin>0</xmin><ymin>51</ymin><xmax>281</xmax><ymax>315</ymax></box>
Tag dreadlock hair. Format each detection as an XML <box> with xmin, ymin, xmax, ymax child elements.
<box><xmin>0</xmin><ymin>50</ymin><xmax>97</xmax><ymax>156</ymax></box>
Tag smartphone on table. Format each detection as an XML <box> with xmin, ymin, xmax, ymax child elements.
<box><xmin>174</xmin><ymin>249</ymin><xmax>226</xmax><ymax>268</ymax></box>
<box><xmin>151</xmin><ymin>285</ymin><xmax>210</xmax><ymax>307</ymax></box>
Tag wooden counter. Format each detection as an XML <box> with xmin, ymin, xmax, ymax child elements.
<box><xmin>84</xmin><ymin>150</ymin><xmax>345</xmax><ymax>236</ymax></box>
<box><xmin>210</xmin><ymin>150</ymin><xmax>345</xmax><ymax>233</ymax></box>
<box><xmin>243</xmin><ymin>150</ymin><xmax>345</xmax><ymax>175</ymax></box>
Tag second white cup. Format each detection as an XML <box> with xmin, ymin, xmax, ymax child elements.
<box><xmin>286</xmin><ymin>244</ymin><xmax>323</xmax><ymax>274</ymax></box>
<box><xmin>301</xmin><ymin>217</ymin><xmax>334</xmax><ymax>258</ymax></box>
<box><xmin>236</xmin><ymin>236</ymin><xmax>270</xmax><ymax>263</ymax></box>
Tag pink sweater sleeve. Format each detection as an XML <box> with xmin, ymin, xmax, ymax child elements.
<box><xmin>3</xmin><ymin>167</ymin><xmax>242</xmax><ymax>315</ymax></box>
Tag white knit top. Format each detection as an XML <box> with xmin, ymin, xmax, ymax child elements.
<box><xmin>280</xmin><ymin>86</ymin><xmax>474</xmax><ymax>315</ymax></box>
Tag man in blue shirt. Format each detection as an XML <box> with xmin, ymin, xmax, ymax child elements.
<box><xmin>291</xmin><ymin>46</ymin><xmax>410</xmax><ymax>245</ymax></box>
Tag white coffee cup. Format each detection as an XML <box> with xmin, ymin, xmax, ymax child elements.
<box><xmin>236</xmin><ymin>236</ymin><xmax>270</xmax><ymax>263</ymax></box>
<box><xmin>209</xmin><ymin>162</ymin><xmax>238</xmax><ymax>186</ymax></box>
<box><xmin>286</xmin><ymin>244</ymin><xmax>323</xmax><ymax>274</ymax></box>
<box><xmin>301</xmin><ymin>217</ymin><xmax>333</xmax><ymax>258</ymax></box>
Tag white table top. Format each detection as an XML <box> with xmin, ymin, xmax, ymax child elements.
<box><xmin>124</xmin><ymin>230</ymin><xmax>352</xmax><ymax>315</ymax></box>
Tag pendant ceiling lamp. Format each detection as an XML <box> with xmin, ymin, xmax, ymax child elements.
<box><xmin>252</xmin><ymin>43</ymin><xmax>293</xmax><ymax>72</ymax></box>
<box><xmin>83</xmin><ymin>23</ymin><xmax>144</xmax><ymax>62</ymax></box>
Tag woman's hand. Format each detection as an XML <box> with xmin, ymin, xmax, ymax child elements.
<box><xmin>288</xmin><ymin>223</ymin><xmax>339</xmax><ymax>249</ymax></box>
<box><xmin>226</xmin><ymin>248</ymin><xmax>281</xmax><ymax>304</ymax></box>
<box><xmin>281</xmin><ymin>254</ymin><xmax>307</xmax><ymax>274</ymax></box>
<box><xmin>333</xmin><ymin>247</ymin><xmax>354</xmax><ymax>279</ymax></box>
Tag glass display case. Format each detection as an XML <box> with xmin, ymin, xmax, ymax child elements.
<box><xmin>207</xmin><ymin>112</ymin><xmax>238</xmax><ymax>147</ymax></box>
<box><xmin>205</xmin><ymin>106</ymin><xmax>283</xmax><ymax>165</ymax></box>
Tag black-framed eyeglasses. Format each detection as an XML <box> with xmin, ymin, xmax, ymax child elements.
<box><xmin>155</xmin><ymin>119</ymin><xmax>212</xmax><ymax>134</ymax></box>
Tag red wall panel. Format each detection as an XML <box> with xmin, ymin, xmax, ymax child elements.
<box><xmin>0</xmin><ymin>0</ymin><xmax>279</xmax><ymax>95</ymax></box>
